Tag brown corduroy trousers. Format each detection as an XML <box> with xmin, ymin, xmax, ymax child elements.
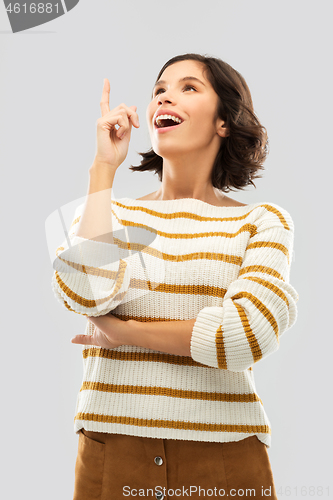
<box><xmin>73</xmin><ymin>429</ymin><xmax>278</xmax><ymax>500</ymax></box>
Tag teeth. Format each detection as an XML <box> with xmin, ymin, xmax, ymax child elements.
<box><xmin>155</xmin><ymin>114</ymin><xmax>183</xmax><ymax>127</ymax></box>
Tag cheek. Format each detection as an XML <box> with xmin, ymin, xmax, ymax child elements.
<box><xmin>191</xmin><ymin>111</ymin><xmax>215</xmax><ymax>135</ymax></box>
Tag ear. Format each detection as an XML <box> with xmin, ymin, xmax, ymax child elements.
<box><xmin>217</xmin><ymin>120</ymin><xmax>229</xmax><ymax>138</ymax></box>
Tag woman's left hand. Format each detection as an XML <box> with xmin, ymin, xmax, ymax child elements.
<box><xmin>71</xmin><ymin>314</ymin><xmax>133</xmax><ymax>349</ymax></box>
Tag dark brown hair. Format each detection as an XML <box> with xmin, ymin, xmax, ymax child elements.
<box><xmin>129</xmin><ymin>53</ymin><xmax>269</xmax><ymax>192</ymax></box>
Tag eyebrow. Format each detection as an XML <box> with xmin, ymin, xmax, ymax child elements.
<box><xmin>153</xmin><ymin>76</ymin><xmax>206</xmax><ymax>91</ymax></box>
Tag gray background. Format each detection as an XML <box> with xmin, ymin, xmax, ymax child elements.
<box><xmin>1</xmin><ymin>0</ymin><xmax>332</xmax><ymax>498</ymax></box>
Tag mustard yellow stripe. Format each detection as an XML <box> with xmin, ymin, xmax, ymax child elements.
<box><xmin>82</xmin><ymin>346</ymin><xmax>253</xmax><ymax>370</ymax></box>
<box><xmin>238</xmin><ymin>265</ymin><xmax>285</xmax><ymax>281</ymax></box>
<box><xmin>127</xmin><ymin>279</ymin><xmax>227</xmax><ymax>297</ymax></box>
<box><xmin>246</xmin><ymin>240</ymin><xmax>290</xmax><ymax>264</ymax></box>
<box><xmin>242</xmin><ymin>276</ymin><xmax>289</xmax><ymax>307</ymax></box>
<box><xmin>114</xmin><ymin>237</ymin><xmax>243</xmax><ymax>266</ymax></box>
<box><xmin>216</xmin><ymin>325</ymin><xmax>228</xmax><ymax>370</ymax></box>
<box><xmin>74</xmin><ymin>412</ymin><xmax>271</xmax><ymax>434</ymax></box>
<box><xmin>54</xmin><ymin>259</ymin><xmax>127</xmax><ymax>309</ymax></box>
<box><xmin>231</xmin><ymin>291</ymin><xmax>279</xmax><ymax>342</ymax></box>
<box><xmin>234</xmin><ymin>303</ymin><xmax>262</xmax><ymax>363</ymax></box>
<box><xmin>62</xmin><ymin>296</ymin><xmax>125</xmax><ymax>316</ymax></box>
<box><xmin>67</xmin><ymin>202</ymin><xmax>289</xmax><ymax>244</ymax></box>
<box><xmin>56</xmin><ymin>238</ymin><xmax>243</xmax><ymax>268</ymax></box>
<box><xmin>112</xmin><ymin>313</ymin><xmax>175</xmax><ymax>322</ymax></box>
<box><xmin>80</xmin><ymin>381</ymin><xmax>263</xmax><ymax>404</ymax></box>
<box><xmin>111</xmin><ymin>199</ymin><xmax>249</xmax><ymax>221</ymax></box>
<box><xmin>55</xmin><ymin>253</ymin><xmax>120</xmax><ymax>279</ymax></box>
<box><xmin>112</xmin><ymin>208</ymin><xmax>258</xmax><ymax>240</ymax></box>
<box><xmin>82</xmin><ymin>346</ymin><xmax>207</xmax><ymax>368</ymax></box>
<box><xmin>263</xmin><ymin>205</ymin><xmax>290</xmax><ymax>230</ymax></box>
<box><xmin>63</xmin><ymin>299</ymin><xmax>86</xmax><ymax>316</ymax></box>
<box><xmin>111</xmin><ymin>199</ymin><xmax>289</xmax><ymax>230</ymax></box>
<box><xmin>71</xmin><ymin>216</ymin><xmax>80</xmax><ymax>228</ymax></box>
<box><xmin>55</xmin><ymin>253</ymin><xmax>165</xmax><ymax>299</ymax></box>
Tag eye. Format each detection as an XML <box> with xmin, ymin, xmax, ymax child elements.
<box><xmin>183</xmin><ymin>85</ymin><xmax>196</xmax><ymax>92</ymax></box>
<box><xmin>153</xmin><ymin>84</ymin><xmax>197</xmax><ymax>98</ymax></box>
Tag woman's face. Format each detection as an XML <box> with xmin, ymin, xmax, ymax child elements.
<box><xmin>146</xmin><ymin>59</ymin><xmax>227</xmax><ymax>160</ymax></box>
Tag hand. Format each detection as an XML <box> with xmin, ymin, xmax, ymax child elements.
<box><xmin>71</xmin><ymin>313</ymin><xmax>133</xmax><ymax>349</ymax></box>
<box><xmin>95</xmin><ymin>78</ymin><xmax>140</xmax><ymax>168</ymax></box>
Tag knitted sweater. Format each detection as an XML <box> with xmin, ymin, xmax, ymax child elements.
<box><xmin>51</xmin><ymin>197</ymin><xmax>299</xmax><ymax>448</ymax></box>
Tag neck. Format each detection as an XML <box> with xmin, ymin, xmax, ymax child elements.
<box><xmin>155</xmin><ymin>149</ymin><xmax>224</xmax><ymax>204</ymax></box>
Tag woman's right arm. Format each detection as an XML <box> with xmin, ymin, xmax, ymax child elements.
<box><xmin>75</xmin><ymin>78</ymin><xmax>139</xmax><ymax>243</ymax></box>
<box><xmin>51</xmin><ymin>79</ymin><xmax>140</xmax><ymax>317</ymax></box>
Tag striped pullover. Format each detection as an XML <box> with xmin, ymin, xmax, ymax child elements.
<box><xmin>51</xmin><ymin>197</ymin><xmax>299</xmax><ymax>448</ymax></box>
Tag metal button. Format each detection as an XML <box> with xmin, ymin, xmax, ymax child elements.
<box><xmin>154</xmin><ymin>456</ymin><xmax>163</xmax><ymax>466</ymax></box>
<box><xmin>155</xmin><ymin>492</ymin><xmax>164</xmax><ymax>500</ymax></box>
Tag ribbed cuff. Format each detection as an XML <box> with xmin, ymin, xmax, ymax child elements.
<box><xmin>190</xmin><ymin>306</ymin><xmax>225</xmax><ymax>368</ymax></box>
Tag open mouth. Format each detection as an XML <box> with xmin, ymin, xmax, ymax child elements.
<box><xmin>155</xmin><ymin>114</ymin><xmax>183</xmax><ymax>129</ymax></box>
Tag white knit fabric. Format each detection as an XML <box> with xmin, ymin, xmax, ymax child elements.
<box><xmin>51</xmin><ymin>197</ymin><xmax>299</xmax><ymax>447</ymax></box>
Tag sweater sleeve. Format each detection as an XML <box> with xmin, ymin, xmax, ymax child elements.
<box><xmin>51</xmin><ymin>202</ymin><xmax>132</xmax><ymax>317</ymax></box>
<box><xmin>190</xmin><ymin>204</ymin><xmax>299</xmax><ymax>372</ymax></box>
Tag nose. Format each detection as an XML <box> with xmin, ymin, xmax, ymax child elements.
<box><xmin>157</xmin><ymin>89</ymin><xmax>174</xmax><ymax>106</ymax></box>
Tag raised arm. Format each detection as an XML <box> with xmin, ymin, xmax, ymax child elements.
<box><xmin>76</xmin><ymin>77</ymin><xmax>139</xmax><ymax>243</ymax></box>
<box><xmin>51</xmin><ymin>79</ymin><xmax>140</xmax><ymax>317</ymax></box>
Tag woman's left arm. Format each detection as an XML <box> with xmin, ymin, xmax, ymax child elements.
<box><xmin>187</xmin><ymin>204</ymin><xmax>299</xmax><ymax>372</ymax></box>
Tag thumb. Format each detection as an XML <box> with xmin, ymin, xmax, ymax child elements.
<box><xmin>71</xmin><ymin>334</ymin><xmax>94</xmax><ymax>345</ymax></box>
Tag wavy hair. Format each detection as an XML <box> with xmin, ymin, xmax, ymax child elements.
<box><xmin>129</xmin><ymin>53</ymin><xmax>269</xmax><ymax>192</ymax></box>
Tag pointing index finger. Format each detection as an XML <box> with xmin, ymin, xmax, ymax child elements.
<box><xmin>100</xmin><ymin>78</ymin><xmax>110</xmax><ymax>117</ymax></box>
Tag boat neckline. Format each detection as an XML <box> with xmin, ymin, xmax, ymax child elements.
<box><xmin>114</xmin><ymin>197</ymin><xmax>267</xmax><ymax>210</ymax></box>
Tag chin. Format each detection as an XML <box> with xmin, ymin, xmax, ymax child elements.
<box><xmin>152</xmin><ymin>140</ymin><xmax>192</xmax><ymax>158</ymax></box>
<box><xmin>154</xmin><ymin>146</ymin><xmax>188</xmax><ymax>160</ymax></box>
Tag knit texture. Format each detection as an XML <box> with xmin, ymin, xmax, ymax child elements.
<box><xmin>51</xmin><ymin>197</ymin><xmax>299</xmax><ymax>447</ymax></box>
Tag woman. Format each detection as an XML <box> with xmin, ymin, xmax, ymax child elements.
<box><xmin>52</xmin><ymin>53</ymin><xmax>299</xmax><ymax>500</ymax></box>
